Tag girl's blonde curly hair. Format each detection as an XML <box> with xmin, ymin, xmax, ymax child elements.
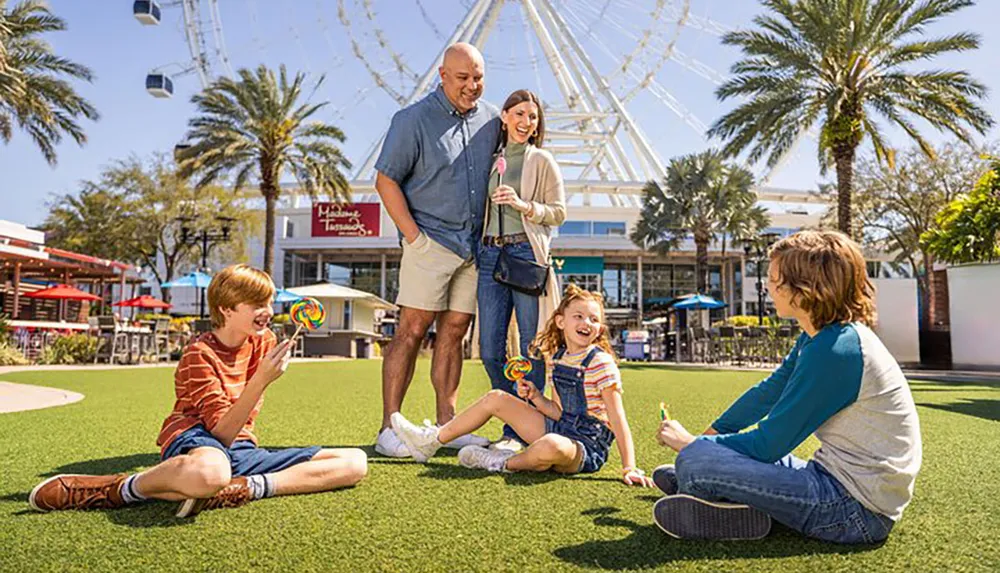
<box><xmin>530</xmin><ymin>284</ymin><xmax>617</xmax><ymax>361</ymax></box>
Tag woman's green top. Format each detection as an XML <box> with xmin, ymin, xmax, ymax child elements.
<box><xmin>485</xmin><ymin>141</ymin><xmax>527</xmax><ymax>237</ymax></box>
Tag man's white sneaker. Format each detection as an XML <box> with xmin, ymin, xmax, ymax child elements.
<box><xmin>489</xmin><ymin>437</ymin><xmax>524</xmax><ymax>453</ymax></box>
<box><xmin>390</xmin><ymin>413</ymin><xmax>442</xmax><ymax>462</ymax></box>
<box><xmin>458</xmin><ymin>445</ymin><xmax>516</xmax><ymax>473</ymax></box>
<box><xmin>374</xmin><ymin>427</ymin><xmax>410</xmax><ymax>458</ymax></box>
<box><xmin>421</xmin><ymin>420</ymin><xmax>490</xmax><ymax>449</ymax></box>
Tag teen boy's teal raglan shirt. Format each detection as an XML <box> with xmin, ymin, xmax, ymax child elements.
<box><xmin>702</xmin><ymin>322</ymin><xmax>922</xmax><ymax>520</ymax></box>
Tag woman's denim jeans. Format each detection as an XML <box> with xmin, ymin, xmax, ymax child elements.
<box><xmin>477</xmin><ymin>241</ymin><xmax>544</xmax><ymax>441</ymax></box>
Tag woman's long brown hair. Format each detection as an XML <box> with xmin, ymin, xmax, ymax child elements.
<box><xmin>500</xmin><ymin>89</ymin><xmax>545</xmax><ymax>148</ymax></box>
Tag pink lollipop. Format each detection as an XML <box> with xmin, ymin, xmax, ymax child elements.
<box><xmin>496</xmin><ymin>156</ymin><xmax>507</xmax><ymax>185</ymax></box>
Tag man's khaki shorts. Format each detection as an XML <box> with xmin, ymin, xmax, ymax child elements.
<box><xmin>396</xmin><ymin>232</ymin><xmax>477</xmax><ymax>314</ymax></box>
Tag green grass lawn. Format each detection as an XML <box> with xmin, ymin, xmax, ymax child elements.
<box><xmin>1</xmin><ymin>361</ymin><xmax>998</xmax><ymax>572</ymax></box>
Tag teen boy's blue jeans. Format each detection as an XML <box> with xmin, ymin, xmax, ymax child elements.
<box><xmin>675</xmin><ymin>439</ymin><xmax>895</xmax><ymax>544</ymax></box>
<box><xmin>477</xmin><ymin>241</ymin><xmax>545</xmax><ymax>442</ymax></box>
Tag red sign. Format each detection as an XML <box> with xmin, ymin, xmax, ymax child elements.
<box><xmin>312</xmin><ymin>203</ymin><xmax>381</xmax><ymax>237</ymax></box>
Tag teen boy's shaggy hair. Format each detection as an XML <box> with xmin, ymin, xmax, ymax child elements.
<box><xmin>207</xmin><ymin>264</ymin><xmax>276</xmax><ymax>328</ymax></box>
<box><xmin>769</xmin><ymin>230</ymin><xmax>876</xmax><ymax>328</ymax></box>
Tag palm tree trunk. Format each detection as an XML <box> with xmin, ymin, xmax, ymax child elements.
<box><xmin>263</xmin><ymin>193</ymin><xmax>276</xmax><ymax>277</ymax></box>
<box><xmin>695</xmin><ymin>237</ymin><xmax>709</xmax><ymax>294</ymax></box>
<box><xmin>833</xmin><ymin>144</ymin><xmax>857</xmax><ymax>238</ymax></box>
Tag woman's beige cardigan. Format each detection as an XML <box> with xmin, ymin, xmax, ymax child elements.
<box><xmin>478</xmin><ymin>145</ymin><xmax>567</xmax><ymax>354</ymax></box>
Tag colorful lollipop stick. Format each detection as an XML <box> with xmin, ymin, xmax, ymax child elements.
<box><xmin>660</xmin><ymin>401</ymin><xmax>671</xmax><ymax>421</ymax></box>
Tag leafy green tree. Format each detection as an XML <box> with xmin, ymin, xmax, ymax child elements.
<box><xmin>921</xmin><ymin>159</ymin><xmax>1000</xmax><ymax>264</ymax></box>
<box><xmin>0</xmin><ymin>0</ymin><xmax>98</xmax><ymax>164</ymax></box>
<box><xmin>708</xmin><ymin>0</ymin><xmax>993</xmax><ymax>237</ymax></box>
<box><xmin>820</xmin><ymin>142</ymin><xmax>994</xmax><ymax>327</ymax></box>
<box><xmin>631</xmin><ymin>150</ymin><xmax>769</xmax><ymax>295</ymax></box>
<box><xmin>44</xmin><ymin>155</ymin><xmax>258</xmax><ymax>301</ymax></box>
<box><xmin>178</xmin><ymin>64</ymin><xmax>352</xmax><ymax>275</ymax></box>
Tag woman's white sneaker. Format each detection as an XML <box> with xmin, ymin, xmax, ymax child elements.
<box><xmin>458</xmin><ymin>445</ymin><xmax>516</xmax><ymax>473</ymax></box>
<box><xmin>390</xmin><ymin>412</ymin><xmax>442</xmax><ymax>462</ymax></box>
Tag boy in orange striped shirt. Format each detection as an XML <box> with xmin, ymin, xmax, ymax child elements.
<box><xmin>29</xmin><ymin>264</ymin><xmax>367</xmax><ymax>518</ymax></box>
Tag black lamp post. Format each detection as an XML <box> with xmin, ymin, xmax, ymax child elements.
<box><xmin>177</xmin><ymin>215</ymin><xmax>237</xmax><ymax>317</ymax></box>
<box><xmin>741</xmin><ymin>232</ymin><xmax>781</xmax><ymax>325</ymax></box>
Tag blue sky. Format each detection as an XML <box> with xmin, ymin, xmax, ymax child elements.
<box><xmin>2</xmin><ymin>0</ymin><xmax>998</xmax><ymax>226</ymax></box>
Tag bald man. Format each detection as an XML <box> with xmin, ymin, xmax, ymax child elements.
<box><xmin>373</xmin><ymin>42</ymin><xmax>501</xmax><ymax>457</ymax></box>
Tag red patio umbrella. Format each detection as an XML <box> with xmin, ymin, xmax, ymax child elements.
<box><xmin>24</xmin><ymin>284</ymin><xmax>101</xmax><ymax>301</ymax></box>
<box><xmin>114</xmin><ymin>295</ymin><xmax>172</xmax><ymax>309</ymax></box>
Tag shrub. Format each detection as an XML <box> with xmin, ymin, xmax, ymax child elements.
<box><xmin>36</xmin><ymin>334</ymin><xmax>102</xmax><ymax>365</ymax></box>
<box><xmin>136</xmin><ymin>313</ymin><xmax>172</xmax><ymax>322</ymax></box>
<box><xmin>0</xmin><ymin>313</ymin><xmax>11</xmax><ymax>346</ymax></box>
<box><xmin>0</xmin><ymin>342</ymin><xmax>30</xmax><ymax>366</ymax></box>
<box><xmin>272</xmin><ymin>313</ymin><xmax>290</xmax><ymax>325</ymax></box>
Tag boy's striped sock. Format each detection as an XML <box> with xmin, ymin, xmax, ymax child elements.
<box><xmin>119</xmin><ymin>474</ymin><xmax>148</xmax><ymax>504</ymax></box>
<box><xmin>246</xmin><ymin>474</ymin><xmax>276</xmax><ymax>500</ymax></box>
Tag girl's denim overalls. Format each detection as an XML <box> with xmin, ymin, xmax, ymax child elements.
<box><xmin>545</xmin><ymin>346</ymin><xmax>616</xmax><ymax>473</ymax></box>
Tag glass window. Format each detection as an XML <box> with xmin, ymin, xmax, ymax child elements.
<box><xmin>343</xmin><ymin>300</ymin><xmax>352</xmax><ymax>330</ymax></box>
<box><xmin>559</xmin><ymin>221</ymin><xmax>592</xmax><ymax>236</ymax></box>
<box><xmin>559</xmin><ymin>273</ymin><xmax>601</xmax><ymax>292</ymax></box>
<box><xmin>593</xmin><ymin>221</ymin><xmax>626</xmax><ymax>236</ymax></box>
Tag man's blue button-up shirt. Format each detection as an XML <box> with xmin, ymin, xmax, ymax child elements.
<box><xmin>375</xmin><ymin>86</ymin><xmax>501</xmax><ymax>260</ymax></box>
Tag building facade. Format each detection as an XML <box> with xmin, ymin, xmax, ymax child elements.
<box><xmin>263</xmin><ymin>181</ymin><xmax>827</xmax><ymax>331</ymax></box>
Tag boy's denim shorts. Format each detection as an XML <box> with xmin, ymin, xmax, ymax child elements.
<box><xmin>161</xmin><ymin>425</ymin><xmax>321</xmax><ymax>477</ymax></box>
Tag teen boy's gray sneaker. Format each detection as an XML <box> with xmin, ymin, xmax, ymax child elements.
<box><xmin>652</xmin><ymin>464</ymin><xmax>678</xmax><ymax>496</ymax></box>
<box><xmin>390</xmin><ymin>412</ymin><xmax>442</xmax><ymax>462</ymax></box>
<box><xmin>653</xmin><ymin>494</ymin><xmax>771</xmax><ymax>540</ymax></box>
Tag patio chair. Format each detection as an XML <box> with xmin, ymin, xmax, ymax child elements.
<box><xmin>690</xmin><ymin>327</ymin><xmax>713</xmax><ymax>363</ymax></box>
<box><xmin>152</xmin><ymin>319</ymin><xmax>170</xmax><ymax>361</ymax></box>
<box><xmin>717</xmin><ymin>326</ymin><xmax>736</xmax><ymax>364</ymax></box>
<box><xmin>93</xmin><ymin>316</ymin><xmax>127</xmax><ymax>364</ymax></box>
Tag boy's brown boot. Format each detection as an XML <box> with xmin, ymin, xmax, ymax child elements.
<box><xmin>175</xmin><ymin>477</ymin><xmax>253</xmax><ymax>518</ymax></box>
<box><xmin>29</xmin><ymin>474</ymin><xmax>128</xmax><ymax>512</ymax></box>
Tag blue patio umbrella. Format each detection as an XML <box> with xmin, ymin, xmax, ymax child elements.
<box><xmin>161</xmin><ymin>271</ymin><xmax>213</xmax><ymax>317</ymax></box>
<box><xmin>274</xmin><ymin>288</ymin><xmax>303</xmax><ymax>303</ymax></box>
<box><xmin>673</xmin><ymin>294</ymin><xmax>726</xmax><ymax>310</ymax></box>
<box><xmin>161</xmin><ymin>271</ymin><xmax>213</xmax><ymax>289</ymax></box>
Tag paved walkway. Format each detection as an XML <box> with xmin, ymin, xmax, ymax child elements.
<box><xmin>0</xmin><ymin>381</ymin><xmax>84</xmax><ymax>413</ymax></box>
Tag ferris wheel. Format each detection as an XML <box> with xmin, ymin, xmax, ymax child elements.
<box><xmin>132</xmin><ymin>1</ymin><xmax>798</xmax><ymax>190</ymax></box>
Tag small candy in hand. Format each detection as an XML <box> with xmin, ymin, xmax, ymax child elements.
<box><xmin>496</xmin><ymin>156</ymin><xmax>507</xmax><ymax>177</ymax></box>
<box><xmin>503</xmin><ymin>355</ymin><xmax>532</xmax><ymax>381</ymax></box>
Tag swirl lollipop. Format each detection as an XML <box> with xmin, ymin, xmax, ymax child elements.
<box><xmin>503</xmin><ymin>355</ymin><xmax>532</xmax><ymax>382</ymax></box>
<box><xmin>289</xmin><ymin>297</ymin><xmax>326</xmax><ymax>339</ymax></box>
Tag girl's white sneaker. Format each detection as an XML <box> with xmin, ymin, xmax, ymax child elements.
<box><xmin>390</xmin><ymin>412</ymin><xmax>441</xmax><ymax>462</ymax></box>
<box><xmin>458</xmin><ymin>445</ymin><xmax>516</xmax><ymax>473</ymax></box>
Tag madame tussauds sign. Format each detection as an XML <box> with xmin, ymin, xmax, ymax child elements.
<box><xmin>311</xmin><ymin>203</ymin><xmax>381</xmax><ymax>237</ymax></box>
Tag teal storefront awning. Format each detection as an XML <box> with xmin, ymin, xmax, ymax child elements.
<box><xmin>552</xmin><ymin>256</ymin><xmax>604</xmax><ymax>275</ymax></box>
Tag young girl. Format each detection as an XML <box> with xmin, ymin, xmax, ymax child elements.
<box><xmin>392</xmin><ymin>285</ymin><xmax>653</xmax><ymax>486</ymax></box>
<box><xmin>652</xmin><ymin>230</ymin><xmax>922</xmax><ymax>543</ymax></box>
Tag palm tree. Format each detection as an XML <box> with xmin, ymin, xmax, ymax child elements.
<box><xmin>0</xmin><ymin>0</ymin><xmax>99</xmax><ymax>164</ymax></box>
<box><xmin>177</xmin><ymin>64</ymin><xmax>351</xmax><ymax>276</ymax></box>
<box><xmin>707</xmin><ymin>0</ymin><xmax>993</xmax><ymax>237</ymax></box>
<box><xmin>631</xmin><ymin>150</ymin><xmax>769</xmax><ymax>297</ymax></box>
